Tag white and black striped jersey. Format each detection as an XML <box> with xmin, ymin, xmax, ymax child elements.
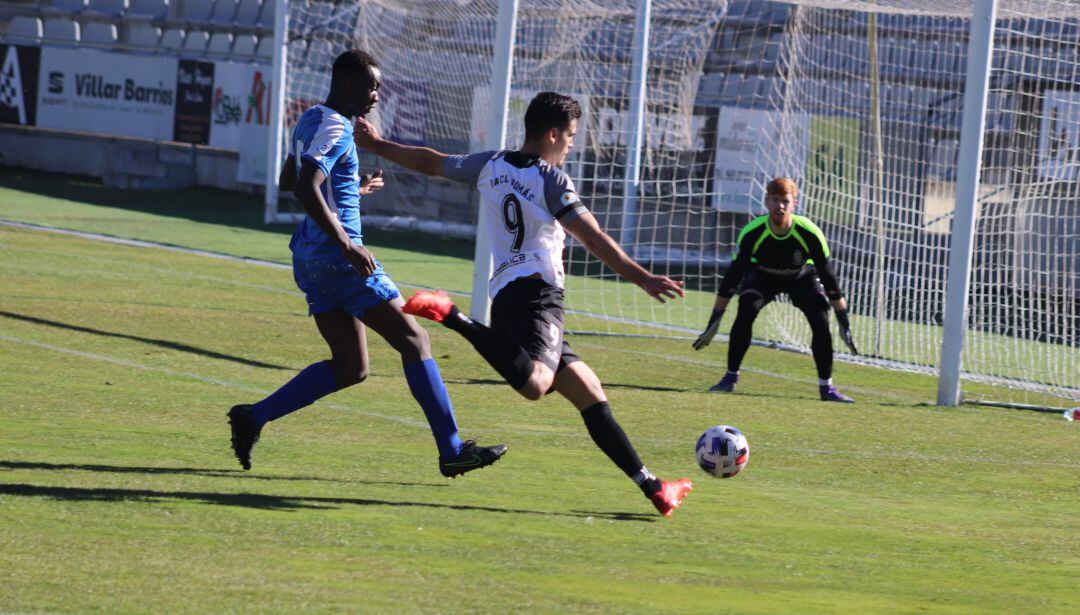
<box><xmin>444</xmin><ymin>150</ymin><xmax>588</xmax><ymax>299</ymax></box>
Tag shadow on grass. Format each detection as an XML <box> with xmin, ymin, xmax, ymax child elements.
<box><xmin>0</xmin><ymin>166</ymin><xmax>476</xmax><ymax>262</ymax></box>
<box><xmin>0</xmin><ymin>460</ymin><xmax>446</xmax><ymax>488</ymax></box>
<box><xmin>445</xmin><ymin>377</ymin><xmax>695</xmax><ymax>394</ymax></box>
<box><xmin>0</xmin><ymin>482</ymin><xmax>656</xmax><ymax>522</ymax></box>
<box><xmin>0</xmin><ymin>310</ymin><xmax>291</xmax><ymax>371</ymax></box>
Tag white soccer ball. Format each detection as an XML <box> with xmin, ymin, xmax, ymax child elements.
<box><xmin>695</xmin><ymin>425</ymin><xmax>749</xmax><ymax>478</ymax></box>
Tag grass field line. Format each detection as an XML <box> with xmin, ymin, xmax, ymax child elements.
<box><xmin>7</xmin><ymin>333</ymin><xmax>1071</xmax><ymax>469</ymax></box>
<box><xmin>1</xmin><ymin>219</ymin><xmax>696</xmax><ymax>332</ymax></box>
<box><xmin>0</xmin><ymin>332</ymin><xmax>430</xmax><ymax>430</ymax></box>
<box><xmin>0</xmin><ymin>332</ymin><xmax>265</xmax><ymax>392</ymax></box>
<box><xmin>3</xmin><ymin>221</ymin><xmax>1068</xmax><ymax>409</ymax></box>
<box><xmin>570</xmin><ymin>339</ymin><xmax>920</xmax><ymax>404</ymax></box>
<box><xmin>0</xmin><ymin>219</ymin><xmax>462</xmax><ymax>291</ymax></box>
<box><xmin>6</xmin><ymin>332</ymin><xmax>1071</xmax><ymax>466</ymax></box>
<box><xmin>0</xmin><ymin>221</ymin><xmax>940</xmax><ymax>409</ymax></box>
<box><xmin>0</xmin><ymin>219</ymin><xmax>295</xmax><ymax>269</ymax></box>
<box><xmin>2</xmin><ymin>241</ymin><xmax>301</xmax><ymax>297</ymax></box>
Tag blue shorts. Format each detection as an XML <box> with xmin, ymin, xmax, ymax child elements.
<box><xmin>292</xmin><ymin>255</ymin><xmax>401</xmax><ymax>318</ymax></box>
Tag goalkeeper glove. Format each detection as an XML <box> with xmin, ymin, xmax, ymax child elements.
<box><xmin>692</xmin><ymin>308</ymin><xmax>725</xmax><ymax>351</ymax></box>
<box><xmin>834</xmin><ymin>307</ymin><xmax>859</xmax><ymax>355</ymax></box>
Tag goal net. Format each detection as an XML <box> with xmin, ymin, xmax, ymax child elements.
<box><xmin>271</xmin><ymin>0</ymin><xmax>1079</xmax><ymax>404</ymax></box>
<box><xmin>730</xmin><ymin>0</ymin><xmax>1080</xmax><ymax>405</ymax></box>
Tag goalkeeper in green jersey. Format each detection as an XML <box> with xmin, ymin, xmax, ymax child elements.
<box><xmin>693</xmin><ymin>177</ymin><xmax>857</xmax><ymax>402</ymax></box>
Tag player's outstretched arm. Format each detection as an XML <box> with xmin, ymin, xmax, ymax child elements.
<box><xmin>563</xmin><ymin>211</ymin><xmax>684</xmax><ymax>303</ymax></box>
<box><xmin>353</xmin><ymin>117</ymin><xmax>449</xmax><ymax>178</ymax></box>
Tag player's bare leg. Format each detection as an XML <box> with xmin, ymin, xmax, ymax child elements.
<box><xmin>315</xmin><ymin>309</ymin><xmax>371</xmax><ymax>387</ymax></box>
<box><xmin>363</xmin><ymin>298</ymin><xmax>507</xmax><ymax>477</ymax></box>
<box><xmin>228</xmin><ymin>309</ymin><xmax>366</xmax><ymax>470</ymax></box>
<box><xmin>516</xmin><ymin>361</ymin><xmax>555</xmax><ymax>400</ymax></box>
<box><xmin>553</xmin><ymin>362</ymin><xmax>692</xmax><ymax>517</ymax></box>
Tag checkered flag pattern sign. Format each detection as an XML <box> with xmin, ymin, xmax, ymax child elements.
<box><xmin>0</xmin><ymin>46</ymin><xmax>27</xmax><ymax>124</ymax></box>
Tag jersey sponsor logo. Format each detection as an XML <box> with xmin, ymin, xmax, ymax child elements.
<box><xmin>755</xmin><ymin>265</ymin><xmax>805</xmax><ymax>277</ymax></box>
<box><xmin>492</xmin><ymin>252</ymin><xmax>529</xmax><ymax>277</ymax></box>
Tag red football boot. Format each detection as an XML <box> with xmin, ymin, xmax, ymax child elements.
<box><xmin>402</xmin><ymin>290</ymin><xmax>455</xmax><ymax>323</ymax></box>
<box><xmin>648</xmin><ymin>478</ymin><xmax>693</xmax><ymax>517</ymax></box>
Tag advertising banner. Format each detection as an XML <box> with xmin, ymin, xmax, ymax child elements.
<box><xmin>712</xmin><ymin>107</ymin><xmax>809</xmax><ymax>213</ymax></box>
<box><xmin>1038</xmin><ymin>89</ymin><xmax>1080</xmax><ymax>182</ymax></box>
<box><xmin>36</xmin><ymin>47</ymin><xmax>176</xmax><ymax>140</ymax></box>
<box><xmin>0</xmin><ymin>44</ymin><xmax>41</xmax><ymax>126</ymax></box>
<box><xmin>208</xmin><ymin>60</ymin><xmax>272</xmax><ymax>184</ymax></box>
<box><xmin>174</xmin><ymin>60</ymin><xmax>214</xmax><ymax>145</ymax></box>
<box><xmin>593</xmin><ymin>105</ymin><xmax>709</xmax><ymax>152</ymax></box>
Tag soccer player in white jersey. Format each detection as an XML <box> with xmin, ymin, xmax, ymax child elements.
<box><xmin>227</xmin><ymin>50</ymin><xmax>507</xmax><ymax>478</ymax></box>
<box><xmin>354</xmin><ymin>92</ymin><xmax>693</xmax><ymax>517</ymax></box>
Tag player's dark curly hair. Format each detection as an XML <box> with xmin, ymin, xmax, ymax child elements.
<box><xmin>524</xmin><ymin>92</ymin><xmax>582</xmax><ymax>140</ymax></box>
<box><xmin>332</xmin><ymin>49</ymin><xmax>378</xmax><ymax>86</ymax></box>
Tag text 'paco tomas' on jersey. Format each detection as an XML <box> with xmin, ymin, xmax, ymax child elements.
<box><xmin>489</xmin><ymin>174</ymin><xmax>536</xmax><ymax>202</ymax></box>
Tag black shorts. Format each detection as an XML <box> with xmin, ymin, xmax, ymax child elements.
<box><xmin>490</xmin><ymin>277</ymin><xmax>582</xmax><ymax>374</ymax></box>
<box><xmin>739</xmin><ymin>268</ymin><xmax>830</xmax><ymax>313</ymax></box>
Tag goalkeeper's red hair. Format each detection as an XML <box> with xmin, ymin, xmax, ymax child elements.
<box><xmin>766</xmin><ymin>177</ymin><xmax>798</xmax><ymax>199</ymax></box>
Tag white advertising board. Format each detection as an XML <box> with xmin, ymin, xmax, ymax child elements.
<box><xmin>712</xmin><ymin>107</ymin><xmax>808</xmax><ymax>213</ymax></box>
<box><xmin>209</xmin><ymin>60</ymin><xmax>273</xmax><ymax>184</ymax></box>
<box><xmin>593</xmin><ymin>105</ymin><xmax>709</xmax><ymax>152</ymax></box>
<box><xmin>36</xmin><ymin>47</ymin><xmax>176</xmax><ymax>140</ymax></box>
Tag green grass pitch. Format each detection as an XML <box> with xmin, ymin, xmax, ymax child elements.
<box><xmin>1</xmin><ymin>168</ymin><xmax>1077</xmax><ymax>612</ymax></box>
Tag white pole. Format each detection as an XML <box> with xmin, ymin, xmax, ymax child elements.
<box><xmin>937</xmin><ymin>0</ymin><xmax>998</xmax><ymax>406</ymax></box>
<box><xmin>868</xmin><ymin>13</ymin><xmax>886</xmax><ymax>356</ymax></box>
<box><xmin>470</xmin><ymin>0</ymin><xmax>519</xmax><ymax>324</ymax></box>
<box><xmin>618</xmin><ymin>0</ymin><xmax>652</xmax><ymax>249</ymax></box>
<box><xmin>263</xmin><ymin>0</ymin><xmax>290</xmax><ymax>223</ymax></box>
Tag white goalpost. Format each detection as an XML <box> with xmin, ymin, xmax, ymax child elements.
<box><xmin>265</xmin><ymin>0</ymin><xmax>1080</xmax><ymax>406</ymax></box>
<box><xmin>938</xmin><ymin>0</ymin><xmax>998</xmax><ymax>406</ymax></box>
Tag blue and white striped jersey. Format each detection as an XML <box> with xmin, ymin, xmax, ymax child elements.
<box><xmin>288</xmin><ymin>104</ymin><xmax>363</xmax><ymax>260</ymax></box>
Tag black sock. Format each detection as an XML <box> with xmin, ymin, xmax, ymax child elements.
<box><xmin>441</xmin><ymin>306</ymin><xmax>534</xmax><ymax>389</ymax></box>
<box><xmin>580</xmin><ymin>402</ymin><xmax>661</xmax><ymax>495</ymax></box>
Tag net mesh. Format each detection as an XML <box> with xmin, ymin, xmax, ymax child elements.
<box><xmin>276</xmin><ymin>0</ymin><xmax>1079</xmax><ymax>403</ymax></box>
<box><xmin>756</xmin><ymin>1</ymin><xmax>1079</xmax><ymax>403</ymax></box>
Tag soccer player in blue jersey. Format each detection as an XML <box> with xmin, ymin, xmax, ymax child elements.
<box><xmin>227</xmin><ymin>50</ymin><xmax>506</xmax><ymax>477</ymax></box>
<box><xmin>692</xmin><ymin>177</ymin><xmax>857</xmax><ymax>402</ymax></box>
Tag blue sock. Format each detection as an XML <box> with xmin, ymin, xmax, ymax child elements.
<box><xmin>403</xmin><ymin>358</ymin><xmax>463</xmax><ymax>459</ymax></box>
<box><xmin>251</xmin><ymin>361</ymin><xmax>339</xmax><ymax>426</ymax></box>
